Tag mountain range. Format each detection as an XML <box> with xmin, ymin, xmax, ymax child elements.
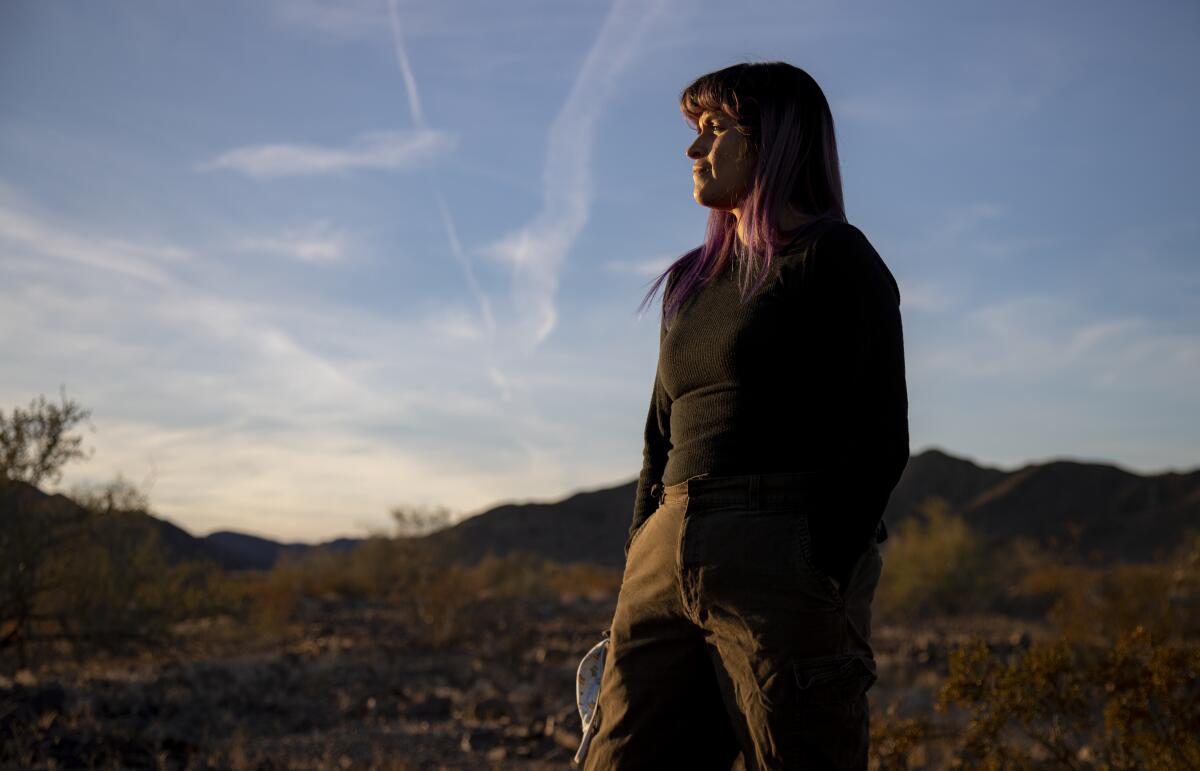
<box><xmin>5</xmin><ymin>448</ymin><xmax>1198</xmax><ymax>571</ymax></box>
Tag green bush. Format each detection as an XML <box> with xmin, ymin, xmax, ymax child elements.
<box><xmin>1014</xmin><ymin>531</ymin><xmax>1200</xmax><ymax>644</ymax></box>
<box><xmin>875</xmin><ymin>497</ymin><xmax>1016</xmax><ymax>620</ymax></box>
<box><xmin>246</xmin><ymin>537</ymin><xmax>621</xmax><ymax>646</ymax></box>
<box><xmin>936</xmin><ymin>626</ymin><xmax>1200</xmax><ymax>769</ymax></box>
<box><xmin>1</xmin><ymin>477</ymin><xmax>235</xmax><ymax>666</ymax></box>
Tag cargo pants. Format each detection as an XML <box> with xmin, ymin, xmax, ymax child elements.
<box><xmin>582</xmin><ymin>472</ymin><xmax>885</xmax><ymax>771</ymax></box>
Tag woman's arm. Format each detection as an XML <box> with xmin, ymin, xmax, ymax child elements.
<box><xmin>626</xmin><ymin>279</ymin><xmax>675</xmax><ymax>558</ymax></box>
<box><xmin>799</xmin><ymin>223</ymin><xmax>910</xmax><ymax>583</ymax></box>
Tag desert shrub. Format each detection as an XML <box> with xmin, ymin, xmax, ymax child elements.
<box><xmin>44</xmin><ymin>512</ymin><xmax>178</xmax><ymax>653</ymax></box>
<box><xmin>875</xmin><ymin>497</ymin><xmax>1014</xmax><ymax>620</ymax></box>
<box><xmin>246</xmin><ymin>538</ymin><xmax>620</xmax><ymax>646</ymax></box>
<box><xmin>248</xmin><ymin>534</ymin><xmax>461</xmax><ymax>640</ymax></box>
<box><xmin>0</xmin><ymin>390</ymin><xmax>92</xmax><ymax>486</ymax></box>
<box><xmin>542</xmin><ymin>560</ymin><xmax>622</xmax><ymax>601</ymax></box>
<box><xmin>0</xmin><ymin>480</ymin><xmax>90</xmax><ymax>661</ymax></box>
<box><xmin>1</xmin><ymin>475</ymin><xmax>235</xmax><ymax>666</ymax></box>
<box><xmin>1014</xmin><ymin>531</ymin><xmax>1200</xmax><ymax>645</ymax></box>
<box><xmin>250</xmin><ymin>543</ymin><xmax>379</xmax><ymax>633</ymax></box>
<box><xmin>40</xmin><ymin>513</ymin><xmax>234</xmax><ymax>660</ymax></box>
<box><xmin>936</xmin><ymin>625</ymin><xmax>1200</xmax><ymax>770</ymax></box>
<box><xmin>870</xmin><ymin>713</ymin><xmax>936</xmax><ymax>770</ymax></box>
<box><xmin>389</xmin><ymin>503</ymin><xmax>454</xmax><ymax>536</ymax></box>
<box><xmin>67</xmin><ymin>472</ymin><xmax>150</xmax><ymax>514</ymax></box>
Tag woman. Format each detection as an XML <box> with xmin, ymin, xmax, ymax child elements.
<box><xmin>581</xmin><ymin>62</ymin><xmax>910</xmax><ymax>770</ymax></box>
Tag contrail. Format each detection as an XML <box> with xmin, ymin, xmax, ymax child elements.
<box><xmin>385</xmin><ymin>0</ymin><xmax>427</xmax><ymax>130</ymax></box>
<box><xmin>436</xmin><ymin>189</ymin><xmax>496</xmax><ymax>337</ymax></box>
<box><xmin>386</xmin><ymin>0</ymin><xmax>494</xmax><ymax>340</ymax></box>
<box><xmin>487</xmin><ymin>0</ymin><xmax>666</xmax><ymax>348</ymax></box>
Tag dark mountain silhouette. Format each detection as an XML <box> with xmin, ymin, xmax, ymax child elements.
<box><xmin>5</xmin><ymin>448</ymin><xmax>1197</xmax><ymax>570</ymax></box>
<box><xmin>1</xmin><ymin>479</ymin><xmax>230</xmax><ymax>565</ymax></box>
<box><xmin>419</xmin><ymin>480</ymin><xmax>637</xmax><ymax>568</ymax></box>
<box><xmin>419</xmin><ymin>448</ymin><xmax>1200</xmax><ymax>568</ymax></box>
<box><xmin>202</xmin><ymin>531</ymin><xmax>359</xmax><ymax>571</ymax></box>
<box><xmin>0</xmin><ymin>480</ymin><xmax>360</xmax><ymax>572</ymax></box>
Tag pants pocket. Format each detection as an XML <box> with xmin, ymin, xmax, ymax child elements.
<box><xmin>794</xmin><ymin>513</ymin><xmax>845</xmax><ymax>604</ymax></box>
<box><xmin>793</xmin><ymin>653</ymin><xmax>877</xmax><ymax>702</ymax></box>
<box><xmin>624</xmin><ymin>517</ymin><xmax>651</xmax><ymax>556</ymax></box>
<box><xmin>789</xmin><ymin>654</ymin><xmax>877</xmax><ymax>769</ymax></box>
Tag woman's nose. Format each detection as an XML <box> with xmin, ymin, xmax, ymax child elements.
<box><xmin>686</xmin><ymin>139</ymin><xmax>706</xmax><ymax>159</ymax></box>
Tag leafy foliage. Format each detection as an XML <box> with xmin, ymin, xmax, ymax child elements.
<box><xmin>249</xmin><ymin>535</ymin><xmax>621</xmax><ymax>647</ymax></box>
<box><xmin>874</xmin><ymin>496</ymin><xmax>1040</xmax><ymax>620</ymax></box>
<box><xmin>0</xmin><ymin>389</ymin><xmax>93</xmax><ymax>486</ymax></box>
<box><xmin>936</xmin><ymin>626</ymin><xmax>1200</xmax><ymax>769</ymax></box>
<box><xmin>0</xmin><ymin>474</ymin><xmax>232</xmax><ymax>668</ymax></box>
<box><xmin>388</xmin><ymin>503</ymin><xmax>454</xmax><ymax>536</ymax></box>
<box><xmin>1015</xmin><ymin>531</ymin><xmax>1200</xmax><ymax>644</ymax></box>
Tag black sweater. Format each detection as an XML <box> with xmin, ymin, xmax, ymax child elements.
<box><xmin>629</xmin><ymin>221</ymin><xmax>910</xmax><ymax>587</ymax></box>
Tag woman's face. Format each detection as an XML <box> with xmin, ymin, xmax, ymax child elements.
<box><xmin>687</xmin><ymin>109</ymin><xmax>756</xmax><ymax>212</ymax></box>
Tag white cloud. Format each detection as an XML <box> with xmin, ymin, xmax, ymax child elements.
<box><xmin>384</xmin><ymin>1</ymin><xmax>496</xmax><ymax>341</ymax></box>
<box><xmin>602</xmin><ymin>256</ymin><xmax>676</xmax><ymax>278</ymax></box>
<box><xmin>488</xmin><ymin>366</ymin><xmax>513</xmax><ymax>403</ymax></box>
<box><xmin>0</xmin><ymin>183</ymin><xmax>183</xmax><ymax>286</ymax></box>
<box><xmin>233</xmin><ymin>220</ymin><xmax>350</xmax><ymax>265</ymax></box>
<box><xmin>65</xmin><ymin>416</ymin><xmax>564</xmax><ymax>542</ymax></box>
<box><xmin>196</xmin><ymin>129</ymin><xmax>454</xmax><ymax>178</ymax></box>
<box><xmin>483</xmin><ymin>0</ymin><xmax>666</xmax><ymax>347</ymax></box>
<box><xmin>423</xmin><ymin>307</ymin><xmax>484</xmax><ymax>342</ymax></box>
<box><xmin>0</xmin><ymin>185</ymin><xmax>646</xmax><ymax>541</ymax></box>
<box><xmin>896</xmin><ymin>279</ymin><xmax>955</xmax><ymax>313</ymax></box>
<box><xmin>910</xmin><ymin>293</ymin><xmax>1200</xmax><ymax>392</ymax></box>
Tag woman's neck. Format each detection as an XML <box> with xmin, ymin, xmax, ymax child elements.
<box><xmin>732</xmin><ymin>202</ymin><xmax>814</xmax><ymax>246</ymax></box>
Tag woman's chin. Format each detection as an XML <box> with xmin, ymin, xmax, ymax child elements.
<box><xmin>694</xmin><ymin>191</ymin><xmax>735</xmax><ymax>212</ymax></box>
<box><xmin>693</xmin><ymin>186</ymin><xmax>721</xmax><ymax>208</ymax></box>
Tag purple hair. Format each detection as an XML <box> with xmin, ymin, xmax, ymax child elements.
<box><xmin>637</xmin><ymin>62</ymin><xmax>848</xmax><ymax>326</ymax></box>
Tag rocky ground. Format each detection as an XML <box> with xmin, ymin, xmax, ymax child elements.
<box><xmin>1</xmin><ymin>593</ymin><xmax>1051</xmax><ymax>770</ymax></box>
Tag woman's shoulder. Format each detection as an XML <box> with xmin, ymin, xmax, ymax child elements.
<box><xmin>812</xmin><ymin>221</ymin><xmax>876</xmax><ymax>262</ymax></box>
<box><xmin>780</xmin><ymin>221</ymin><xmax>900</xmax><ymax>304</ymax></box>
<box><xmin>777</xmin><ymin>220</ymin><xmax>865</xmax><ymax>274</ymax></box>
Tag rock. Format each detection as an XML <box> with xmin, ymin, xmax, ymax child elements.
<box><xmin>405</xmin><ymin>694</ymin><xmax>453</xmax><ymax>720</ymax></box>
<box><xmin>507</xmin><ymin>682</ymin><xmax>541</xmax><ymax>716</ymax></box>
<box><xmin>460</xmin><ymin>726</ymin><xmax>502</xmax><ymax>753</ymax></box>
<box><xmin>467</xmin><ymin>695</ymin><xmax>511</xmax><ymax>723</ymax></box>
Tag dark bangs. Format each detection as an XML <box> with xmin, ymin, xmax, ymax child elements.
<box><xmin>679</xmin><ymin>69</ymin><xmax>757</xmax><ymax>137</ymax></box>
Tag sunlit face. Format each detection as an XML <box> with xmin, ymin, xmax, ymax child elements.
<box><xmin>687</xmin><ymin>109</ymin><xmax>756</xmax><ymax>212</ymax></box>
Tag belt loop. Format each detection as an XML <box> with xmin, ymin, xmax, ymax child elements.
<box><xmin>747</xmin><ymin>476</ymin><xmax>760</xmax><ymax>510</ymax></box>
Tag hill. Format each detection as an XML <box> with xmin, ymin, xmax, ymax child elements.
<box><xmin>420</xmin><ymin>448</ymin><xmax>1200</xmax><ymax>568</ymax></box>
<box><xmin>5</xmin><ymin>448</ymin><xmax>1197</xmax><ymax>570</ymax></box>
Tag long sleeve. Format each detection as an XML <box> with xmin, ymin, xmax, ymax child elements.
<box><xmin>798</xmin><ymin>224</ymin><xmax>910</xmax><ymax>584</ymax></box>
<box><xmin>626</xmin><ymin>298</ymin><xmax>673</xmax><ymax>557</ymax></box>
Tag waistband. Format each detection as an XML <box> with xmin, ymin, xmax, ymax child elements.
<box><xmin>650</xmin><ymin>472</ymin><xmax>889</xmax><ymax>544</ymax></box>
<box><xmin>657</xmin><ymin>472</ymin><xmax>825</xmax><ymax>508</ymax></box>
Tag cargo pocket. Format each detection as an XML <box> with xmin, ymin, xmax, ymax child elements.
<box><xmin>793</xmin><ymin>654</ymin><xmax>877</xmax><ymax>702</ymax></box>
<box><xmin>789</xmin><ymin>654</ymin><xmax>876</xmax><ymax>769</ymax></box>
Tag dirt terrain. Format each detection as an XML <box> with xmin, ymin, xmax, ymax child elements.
<box><xmin>1</xmin><ymin>593</ymin><xmax>1050</xmax><ymax>770</ymax></box>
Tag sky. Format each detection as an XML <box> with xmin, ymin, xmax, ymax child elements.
<box><xmin>1</xmin><ymin>0</ymin><xmax>1198</xmax><ymax>542</ymax></box>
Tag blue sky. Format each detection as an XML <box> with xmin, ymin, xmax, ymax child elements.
<box><xmin>2</xmin><ymin>0</ymin><xmax>1197</xmax><ymax>541</ymax></box>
